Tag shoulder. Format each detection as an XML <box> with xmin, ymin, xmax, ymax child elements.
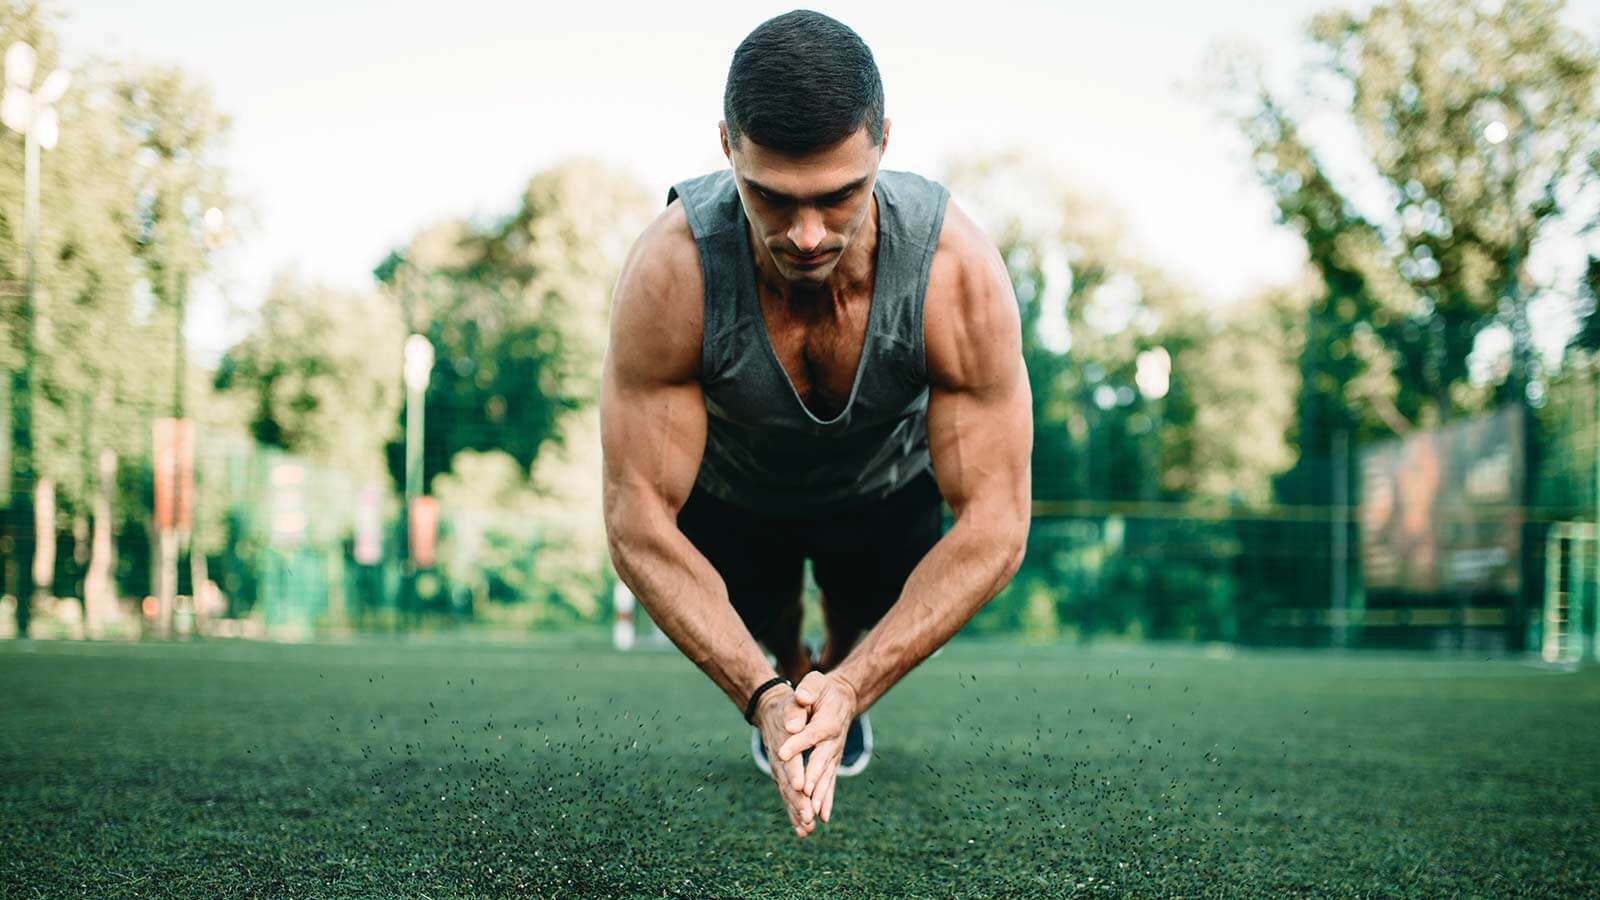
<box><xmin>877</xmin><ymin>168</ymin><xmax>945</xmax><ymax>197</ymax></box>
<box><xmin>923</xmin><ymin>199</ymin><xmax>1022</xmax><ymax>390</ymax></box>
<box><xmin>608</xmin><ymin>200</ymin><xmax>703</xmax><ymax>384</ymax></box>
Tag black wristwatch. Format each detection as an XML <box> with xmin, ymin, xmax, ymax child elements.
<box><xmin>744</xmin><ymin>676</ymin><xmax>792</xmax><ymax>725</ymax></box>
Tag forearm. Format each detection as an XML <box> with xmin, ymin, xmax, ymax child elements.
<box><xmin>607</xmin><ymin>511</ymin><xmax>779</xmax><ymax>714</ymax></box>
<box><xmin>831</xmin><ymin>514</ymin><xmax>1026</xmax><ymax>712</ymax></box>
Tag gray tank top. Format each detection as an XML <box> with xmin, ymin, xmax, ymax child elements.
<box><xmin>666</xmin><ymin>168</ymin><xmax>950</xmax><ymax>519</ymax></box>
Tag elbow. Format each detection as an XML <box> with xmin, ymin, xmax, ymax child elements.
<box><xmin>605</xmin><ymin>517</ymin><xmax>653</xmax><ymax>584</ymax></box>
<box><xmin>953</xmin><ymin>497</ymin><xmax>1030</xmax><ymax>584</ymax></box>
<box><xmin>990</xmin><ymin>500</ymin><xmax>1030</xmax><ymax>584</ymax></box>
<box><xmin>999</xmin><ymin>521</ymin><xmax>1028</xmax><ymax>583</ymax></box>
<box><xmin>603</xmin><ymin>501</ymin><xmax>649</xmax><ymax>583</ymax></box>
<box><xmin>604</xmin><ymin>522</ymin><xmax>632</xmax><ymax>577</ymax></box>
<box><xmin>603</xmin><ymin>494</ymin><xmax>676</xmax><ymax>588</ymax></box>
<box><xmin>965</xmin><ymin>509</ymin><xmax>1028</xmax><ymax>586</ymax></box>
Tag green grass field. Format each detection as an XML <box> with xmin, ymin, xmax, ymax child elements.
<box><xmin>2</xmin><ymin>636</ymin><xmax>1596</xmax><ymax>898</ymax></box>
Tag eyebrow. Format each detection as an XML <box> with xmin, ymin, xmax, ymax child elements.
<box><xmin>744</xmin><ymin>176</ymin><xmax>870</xmax><ymax>203</ymax></box>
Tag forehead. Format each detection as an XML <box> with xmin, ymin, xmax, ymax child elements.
<box><xmin>732</xmin><ymin>127</ymin><xmax>879</xmax><ymax>197</ymax></box>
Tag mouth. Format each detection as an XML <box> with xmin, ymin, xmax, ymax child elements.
<box><xmin>785</xmin><ymin>249</ymin><xmax>835</xmax><ymax>268</ymax></box>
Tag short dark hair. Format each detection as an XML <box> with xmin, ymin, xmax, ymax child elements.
<box><xmin>723</xmin><ymin>10</ymin><xmax>885</xmax><ymax>155</ymax></box>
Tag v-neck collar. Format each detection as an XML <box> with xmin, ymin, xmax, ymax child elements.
<box><xmin>738</xmin><ymin>180</ymin><xmax>888</xmax><ymax>428</ymax></box>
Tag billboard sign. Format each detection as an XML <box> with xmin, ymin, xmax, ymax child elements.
<box><xmin>1360</xmin><ymin>405</ymin><xmax>1523</xmax><ymax>594</ymax></box>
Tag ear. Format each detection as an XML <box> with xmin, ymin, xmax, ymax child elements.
<box><xmin>880</xmin><ymin>117</ymin><xmax>892</xmax><ymax>157</ymax></box>
<box><xmin>719</xmin><ymin>121</ymin><xmax>733</xmax><ymax>163</ymax></box>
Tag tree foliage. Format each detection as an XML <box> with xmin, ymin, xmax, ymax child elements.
<box><xmin>376</xmin><ymin>160</ymin><xmax>653</xmax><ymax>491</ymax></box>
<box><xmin>1</xmin><ymin>4</ymin><xmax>238</xmax><ymax>613</ymax></box>
<box><xmin>376</xmin><ymin>160</ymin><xmax>652</xmax><ymax>617</ymax></box>
<box><xmin>213</xmin><ymin>272</ymin><xmax>404</xmax><ymax>484</ymax></box>
<box><xmin>943</xmin><ymin>152</ymin><xmax>1300</xmax><ymax>640</ymax></box>
<box><xmin>1228</xmin><ymin>0</ymin><xmax>1600</xmax><ymax>464</ymax></box>
<box><xmin>943</xmin><ymin>152</ymin><xmax>1297</xmax><ymax>506</ymax></box>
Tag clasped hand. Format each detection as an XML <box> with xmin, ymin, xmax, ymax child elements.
<box><xmin>753</xmin><ymin>670</ymin><xmax>858</xmax><ymax>838</ymax></box>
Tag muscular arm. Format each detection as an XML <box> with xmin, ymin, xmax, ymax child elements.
<box><xmin>829</xmin><ymin>201</ymin><xmax>1033</xmax><ymax>712</ymax></box>
<box><xmin>600</xmin><ymin>205</ymin><xmax>785</xmax><ymax>714</ymax></box>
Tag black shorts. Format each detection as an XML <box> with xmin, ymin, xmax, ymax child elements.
<box><xmin>676</xmin><ymin>469</ymin><xmax>945</xmax><ymax>646</ymax></box>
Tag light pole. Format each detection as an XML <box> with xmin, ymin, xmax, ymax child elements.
<box><xmin>2</xmin><ymin>41</ymin><xmax>68</xmax><ymax>638</ymax></box>
<box><xmin>1134</xmin><ymin>346</ymin><xmax>1171</xmax><ymax>503</ymax></box>
<box><xmin>401</xmin><ymin>334</ymin><xmax>433</xmax><ymax>629</ymax></box>
<box><xmin>1485</xmin><ymin>107</ymin><xmax>1538</xmax><ymax>652</ymax></box>
<box><xmin>1483</xmin><ymin>117</ymin><xmax>1533</xmax><ymax>406</ymax></box>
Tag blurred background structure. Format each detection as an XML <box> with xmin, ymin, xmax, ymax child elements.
<box><xmin>0</xmin><ymin>0</ymin><xmax>1597</xmax><ymax>661</ymax></box>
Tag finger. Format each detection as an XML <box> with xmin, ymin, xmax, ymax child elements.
<box><xmin>789</xmin><ymin>794</ymin><xmax>812</xmax><ymax>837</ymax></box>
<box><xmin>779</xmin><ymin>712</ymin><xmax>844</xmax><ymax>762</ymax></box>
<box><xmin>767</xmin><ymin>740</ymin><xmax>813</xmax><ymax>832</ymax></box>
<box><xmin>774</xmin><ymin>777</ymin><xmax>802</xmax><ymax>833</ymax></box>
<box><xmin>825</xmin><ymin>749</ymin><xmax>838</xmax><ymax>807</ymax></box>
<box><xmin>776</xmin><ymin>769</ymin><xmax>812</xmax><ymax>834</ymax></box>
<box><xmin>813</xmin><ymin>767</ymin><xmax>832</xmax><ymax>823</ymax></box>
<box><xmin>786</xmin><ymin>797</ymin><xmax>802</xmax><ymax>835</ymax></box>
<box><xmin>789</xmin><ymin>782</ymin><xmax>814</xmax><ymax>833</ymax></box>
<box><xmin>791</xmin><ymin>792</ymin><xmax>813</xmax><ymax>836</ymax></box>
<box><xmin>821</xmin><ymin>765</ymin><xmax>837</xmax><ymax>823</ymax></box>
<box><xmin>768</xmin><ymin>752</ymin><xmax>800</xmax><ymax>826</ymax></box>
<box><xmin>782</xmin><ymin>744</ymin><xmax>807</xmax><ymax>792</ymax></box>
<box><xmin>804</xmin><ymin>738</ymin><xmax>838</xmax><ymax>796</ymax></box>
<box><xmin>793</xmin><ymin>670</ymin><xmax>827</xmax><ymax>705</ymax></box>
<box><xmin>784</xmin><ymin>702</ymin><xmax>807</xmax><ymax>734</ymax></box>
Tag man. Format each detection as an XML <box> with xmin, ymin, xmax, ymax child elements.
<box><xmin>601</xmin><ymin>10</ymin><xmax>1031</xmax><ymax>840</ymax></box>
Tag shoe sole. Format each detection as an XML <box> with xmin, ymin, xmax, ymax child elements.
<box><xmin>838</xmin><ymin>712</ymin><xmax>872</xmax><ymax>777</ymax></box>
<box><xmin>752</xmin><ymin>645</ymin><xmax>870</xmax><ymax>777</ymax></box>
<box><xmin>751</xmin><ymin>726</ymin><xmax>774</xmax><ymax>776</ymax></box>
<box><xmin>752</xmin><ymin>727</ymin><xmax>813</xmax><ymax>777</ymax></box>
<box><xmin>752</xmin><ymin>643</ymin><xmax>816</xmax><ymax>778</ymax></box>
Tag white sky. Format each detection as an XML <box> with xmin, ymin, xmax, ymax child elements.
<box><xmin>53</xmin><ymin>0</ymin><xmax>1600</xmax><ymax>365</ymax></box>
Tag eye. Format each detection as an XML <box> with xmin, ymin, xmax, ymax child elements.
<box><xmin>822</xmin><ymin>189</ymin><xmax>854</xmax><ymax>206</ymax></box>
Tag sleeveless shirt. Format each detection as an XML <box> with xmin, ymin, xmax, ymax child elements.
<box><xmin>666</xmin><ymin>169</ymin><xmax>950</xmax><ymax>519</ymax></box>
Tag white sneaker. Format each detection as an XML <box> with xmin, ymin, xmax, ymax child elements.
<box><xmin>838</xmin><ymin>712</ymin><xmax>873</xmax><ymax>776</ymax></box>
<box><xmin>751</xmin><ymin>726</ymin><xmax>811</xmax><ymax>777</ymax></box>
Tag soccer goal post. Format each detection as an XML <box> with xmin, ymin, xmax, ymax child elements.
<box><xmin>1542</xmin><ymin>522</ymin><xmax>1598</xmax><ymax>664</ymax></box>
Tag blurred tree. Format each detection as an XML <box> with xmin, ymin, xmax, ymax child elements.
<box><xmin>946</xmin><ymin>151</ymin><xmax>1148</xmax><ymax>505</ymax></box>
<box><xmin>431</xmin><ymin>450</ymin><xmax>542</xmax><ymax>618</ymax></box>
<box><xmin>943</xmin><ymin>152</ymin><xmax>1298</xmax><ymax>639</ymax></box>
<box><xmin>1162</xmin><ymin>282</ymin><xmax>1306</xmax><ymax>506</ymax></box>
<box><xmin>29</xmin><ymin>69</ymin><xmax>151</xmax><ymax>628</ymax></box>
<box><xmin>112</xmin><ymin>61</ymin><xmax>234</xmax><ymax>631</ymax></box>
<box><xmin>1</xmin><ymin>5</ymin><xmax>235</xmax><ymax>633</ymax></box>
<box><xmin>1570</xmin><ymin>256</ymin><xmax>1600</xmax><ymax>355</ymax></box>
<box><xmin>1222</xmin><ymin>0</ymin><xmax>1599</xmax><ymax>647</ymax></box>
<box><xmin>376</xmin><ymin>160</ymin><xmax>652</xmax><ymax>615</ymax></box>
<box><xmin>430</xmin><ymin>436</ymin><xmax>604</xmax><ymax>627</ymax></box>
<box><xmin>521</xmin><ymin>408</ymin><xmax>606</xmax><ymax>621</ymax></box>
<box><xmin>0</xmin><ymin>0</ymin><xmax>70</xmax><ymax>631</ymax></box>
<box><xmin>944</xmin><ymin>151</ymin><xmax>1297</xmax><ymax>507</ymax></box>
<box><xmin>376</xmin><ymin>161</ymin><xmax>651</xmax><ymax>486</ymax></box>
<box><xmin>1227</xmin><ymin>0</ymin><xmax>1600</xmax><ymax>468</ymax></box>
<box><xmin>213</xmin><ymin>272</ymin><xmax>403</xmax><ymax>484</ymax></box>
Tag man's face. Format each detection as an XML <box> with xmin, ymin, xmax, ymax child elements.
<box><xmin>722</xmin><ymin>122</ymin><xmax>889</xmax><ymax>285</ymax></box>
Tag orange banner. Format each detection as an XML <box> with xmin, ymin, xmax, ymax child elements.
<box><xmin>410</xmin><ymin>496</ymin><xmax>438</xmax><ymax>568</ymax></box>
<box><xmin>153</xmin><ymin>418</ymin><xmax>195</xmax><ymax>533</ymax></box>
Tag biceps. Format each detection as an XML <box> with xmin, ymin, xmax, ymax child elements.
<box><xmin>925</xmin><ymin>369</ymin><xmax>1032</xmax><ymax>518</ymax></box>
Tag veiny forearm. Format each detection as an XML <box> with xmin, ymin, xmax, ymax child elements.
<box><xmin>607</xmin><ymin>506</ymin><xmax>779</xmax><ymax>713</ymax></box>
<box><xmin>831</xmin><ymin>513</ymin><xmax>1025</xmax><ymax>712</ymax></box>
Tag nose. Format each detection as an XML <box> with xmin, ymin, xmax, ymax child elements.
<box><xmin>788</xmin><ymin>208</ymin><xmax>826</xmax><ymax>254</ymax></box>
